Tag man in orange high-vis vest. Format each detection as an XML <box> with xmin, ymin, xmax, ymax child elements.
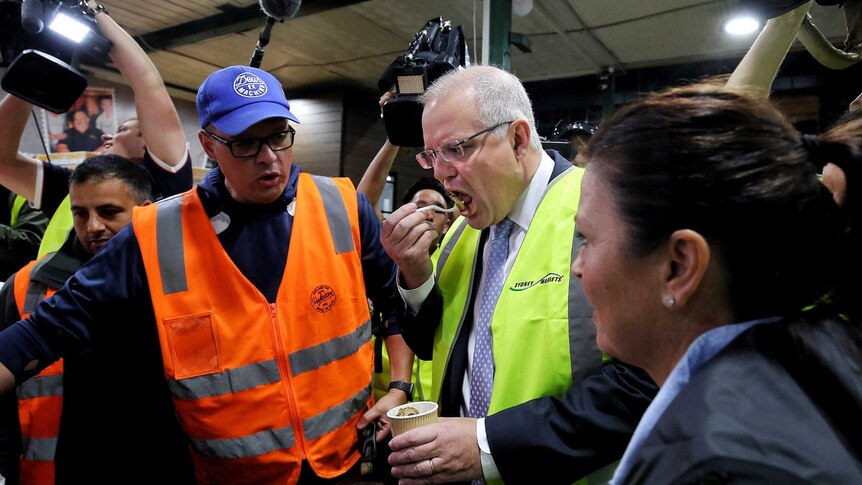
<box><xmin>0</xmin><ymin>65</ymin><xmax>412</xmax><ymax>484</ymax></box>
<box><xmin>0</xmin><ymin>156</ymin><xmax>153</xmax><ymax>484</ymax></box>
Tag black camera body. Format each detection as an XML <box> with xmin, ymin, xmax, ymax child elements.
<box><xmin>378</xmin><ymin>17</ymin><xmax>469</xmax><ymax>147</ymax></box>
<box><xmin>0</xmin><ymin>0</ymin><xmax>112</xmax><ymax>113</ymax></box>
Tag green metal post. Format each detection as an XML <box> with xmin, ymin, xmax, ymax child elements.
<box><xmin>486</xmin><ymin>0</ymin><xmax>512</xmax><ymax>71</ymax></box>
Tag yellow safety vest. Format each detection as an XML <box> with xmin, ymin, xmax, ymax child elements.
<box><xmin>37</xmin><ymin>195</ymin><xmax>73</xmax><ymax>258</ymax></box>
<box><xmin>432</xmin><ymin>166</ymin><xmax>613</xmax><ymax>484</ymax></box>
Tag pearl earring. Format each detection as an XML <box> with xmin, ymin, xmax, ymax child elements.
<box><xmin>664</xmin><ymin>296</ymin><xmax>675</xmax><ymax>308</ymax></box>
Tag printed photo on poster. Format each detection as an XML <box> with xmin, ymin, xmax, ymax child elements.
<box><xmin>39</xmin><ymin>87</ymin><xmax>116</xmax><ymax>157</ymax></box>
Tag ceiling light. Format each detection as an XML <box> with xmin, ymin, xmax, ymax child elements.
<box><xmin>723</xmin><ymin>16</ymin><xmax>760</xmax><ymax>35</ymax></box>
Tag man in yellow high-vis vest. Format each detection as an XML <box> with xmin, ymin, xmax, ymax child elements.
<box><xmin>381</xmin><ymin>65</ymin><xmax>657</xmax><ymax>484</ymax></box>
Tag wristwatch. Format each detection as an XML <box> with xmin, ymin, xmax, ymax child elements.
<box><xmin>388</xmin><ymin>381</ymin><xmax>414</xmax><ymax>402</ymax></box>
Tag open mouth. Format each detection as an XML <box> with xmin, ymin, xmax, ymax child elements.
<box><xmin>90</xmin><ymin>238</ymin><xmax>110</xmax><ymax>250</ymax></box>
<box><xmin>447</xmin><ymin>190</ymin><xmax>470</xmax><ymax>213</ymax></box>
<box><xmin>259</xmin><ymin>172</ymin><xmax>281</xmax><ymax>187</ymax></box>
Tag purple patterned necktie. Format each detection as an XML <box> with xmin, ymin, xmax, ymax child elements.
<box><xmin>469</xmin><ymin>218</ymin><xmax>515</xmax><ymax>419</ymax></box>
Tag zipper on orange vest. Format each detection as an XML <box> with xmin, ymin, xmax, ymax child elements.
<box><xmin>269</xmin><ymin>302</ymin><xmax>308</xmax><ymax>460</ymax></box>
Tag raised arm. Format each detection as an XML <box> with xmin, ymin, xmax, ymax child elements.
<box><xmin>0</xmin><ymin>95</ymin><xmax>42</xmax><ymax>202</ymax></box>
<box><xmin>726</xmin><ymin>1</ymin><xmax>813</xmax><ymax>99</ymax></box>
<box><xmin>92</xmin><ymin>10</ymin><xmax>186</xmax><ymax>165</ymax></box>
<box><xmin>357</xmin><ymin>139</ymin><xmax>399</xmax><ymax>220</ymax></box>
<box><xmin>358</xmin><ymin>93</ymin><xmax>401</xmax><ymax>220</ymax></box>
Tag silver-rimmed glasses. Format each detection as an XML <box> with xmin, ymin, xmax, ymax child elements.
<box><xmin>204</xmin><ymin>126</ymin><xmax>296</xmax><ymax>158</ymax></box>
<box><xmin>416</xmin><ymin>120</ymin><xmax>513</xmax><ymax>169</ymax></box>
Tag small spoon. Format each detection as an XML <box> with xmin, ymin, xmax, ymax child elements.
<box><xmin>416</xmin><ymin>204</ymin><xmax>459</xmax><ymax>214</ymax></box>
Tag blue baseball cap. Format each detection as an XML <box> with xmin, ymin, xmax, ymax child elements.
<box><xmin>197</xmin><ymin>66</ymin><xmax>300</xmax><ymax>136</ymax></box>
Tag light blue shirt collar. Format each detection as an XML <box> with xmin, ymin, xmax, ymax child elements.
<box><xmin>611</xmin><ymin>316</ymin><xmax>781</xmax><ymax>484</ymax></box>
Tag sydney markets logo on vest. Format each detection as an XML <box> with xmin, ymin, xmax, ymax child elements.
<box><xmin>509</xmin><ymin>272</ymin><xmax>563</xmax><ymax>291</ymax></box>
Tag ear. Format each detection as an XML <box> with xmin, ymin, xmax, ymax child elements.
<box><xmin>198</xmin><ymin>130</ymin><xmax>218</xmax><ymax>161</ymax></box>
<box><xmin>510</xmin><ymin>118</ymin><xmax>531</xmax><ymax>160</ymax></box>
<box><xmin>140</xmin><ymin>200</ymin><xmax>152</xmax><ymax>207</ymax></box>
<box><xmin>661</xmin><ymin>229</ymin><xmax>710</xmax><ymax>308</ymax></box>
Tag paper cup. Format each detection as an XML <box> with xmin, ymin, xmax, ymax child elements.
<box><xmin>386</xmin><ymin>401</ymin><xmax>438</xmax><ymax>437</ymax></box>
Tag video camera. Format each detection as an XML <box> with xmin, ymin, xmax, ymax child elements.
<box><xmin>378</xmin><ymin>17</ymin><xmax>469</xmax><ymax>147</ymax></box>
<box><xmin>1</xmin><ymin>0</ymin><xmax>112</xmax><ymax>113</ymax></box>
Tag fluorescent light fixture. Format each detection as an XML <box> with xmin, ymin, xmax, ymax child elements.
<box><xmin>49</xmin><ymin>12</ymin><xmax>90</xmax><ymax>44</ymax></box>
<box><xmin>723</xmin><ymin>16</ymin><xmax>760</xmax><ymax>35</ymax></box>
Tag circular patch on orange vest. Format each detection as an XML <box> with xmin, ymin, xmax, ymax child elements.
<box><xmin>310</xmin><ymin>285</ymin><xmax>337</xmax><ymax>313</ymax></box>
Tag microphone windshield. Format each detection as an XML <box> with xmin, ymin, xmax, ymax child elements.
<box><xmin>259</xmin><ymin>0</ymin><xmax>301</xmax><ymax>20</ymax></box>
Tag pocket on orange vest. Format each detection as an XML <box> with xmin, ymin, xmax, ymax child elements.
<box><xmin>164</xmin><ymin>312</ymin><xmax>221</xmax><ymax>379</ymax></box>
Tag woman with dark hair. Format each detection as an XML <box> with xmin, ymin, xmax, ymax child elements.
<box><xmin>573</xmin><ymin>83</ymin><xmax>862</xmax><ymax>484</ymax></box>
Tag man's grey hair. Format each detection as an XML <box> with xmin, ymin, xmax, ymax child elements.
<box><xmin>419</xmin><ymin>65</ymin><xmax>542</xmax><ymax>151</ymax></box>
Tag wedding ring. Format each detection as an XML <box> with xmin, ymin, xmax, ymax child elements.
<box><xmin>428</xmin><ymin>458</ymin><xmax>435</xmax><ymax>475</ymax></box>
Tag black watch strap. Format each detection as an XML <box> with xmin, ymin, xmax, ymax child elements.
<box><xmin>388</xmin><ymin>380</ymin><xmax>414</xmax><ymax>402</ymax></box>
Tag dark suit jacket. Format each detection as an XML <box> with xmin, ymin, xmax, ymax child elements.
<box><xmin>398</xmin><ymin>150</ymin><xmax>658</xmax><ymax>484</ymax></box>
<box><xmin>626</xmin><ymin>318</ymin><xmax>862</xmax><ymax>484</ymax></box>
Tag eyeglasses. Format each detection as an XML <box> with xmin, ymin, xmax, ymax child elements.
<box><xmin>416</xmin><ymin>120</ymin><xmax>514</xmax><ymax>169</ymax></box>
<box><xmin>204</xmin><ymin>126</ymin><xmax>296</xmax><ymax>158</ymax></box>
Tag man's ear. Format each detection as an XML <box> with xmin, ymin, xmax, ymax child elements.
<box><xmin>662</xmin><ymin>229</ymin><xmax>710</xmax><ymax>308</ymax></box>
<box><xmin>511</xmin><ymin>118</ymin><xmax>531</xmax><ymax>160</ymax></box>
<box><xmin>198</xmin><ymin>130</ymin><xmax>218</xmax><ymax>161</ymax></box>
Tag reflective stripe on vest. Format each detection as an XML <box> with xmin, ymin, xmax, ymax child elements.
<box><xmin>133</xmin><ymin>176</ymin><xmax>373</xmax><ymax>484</ymax></box>
<box><xmin>22</xmin><ymin>436</ymin><xmax>59</xmax><ymax>461</ymax></box>
<box><xmin>431</xmin><ymin>166</ymin><xmax>601</xmax><ymax>412</ymax></box>
<box><xmin>17</xmin><ymin>373</ymin><xmax>63</xmax><ymax>400</ymax></box>
<box><xmin>189</xmin><ymin>381</ymin><xmax>373</xmax><ymax>460</ymax></box>
<box><xmin>154</xmin><ymin>194</ymin><xmax>187</xmax><ymax>294</ymax></box>
<box><xmin>14</xmin><ymin>258</ymin><xmax>64</xmax><ymax>485</ymax></box>
<box><xmin>313</xmin><ymin>176</ymin><xmax>355</xmax><ymax>255</ymax></box>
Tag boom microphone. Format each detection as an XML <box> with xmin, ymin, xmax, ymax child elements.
<box><xmin>259</xmin><ymin>0</ymin><xmax>301</xmax><ymax>21</ymax></box>
<box><xmin>249</xmin><ymin>17</ymin><xmax>275</xmax><ymax>68</ymax></box>
<box><xmin>249</xmin><ymin>0</ymin><xmax>301</xmax><ymax>68</ymax></box>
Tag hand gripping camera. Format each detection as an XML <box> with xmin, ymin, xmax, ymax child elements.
<box><xmin>377</xmin><ymin>17</ymin><xmax>469</xmax><ymax>147</ymax></box>
<box><xmin>1</xmin><ymin>0</ymin><xmax>112</xmax><ymax>113</ymax></box>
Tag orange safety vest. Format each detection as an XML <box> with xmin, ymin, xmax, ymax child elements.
<box><xmin>133</xmin><ymin>173</ymin><xmax>374</xmax><ymax>484</ymax></box>
<box><xmin>14</xmin><ymin>258</ymin><xmax>63</xmax><ymax>485</ymax></box>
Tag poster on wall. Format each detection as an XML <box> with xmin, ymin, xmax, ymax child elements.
<box><xmin>38</xmin><ymin>87</ymin><xmax>116</xmax><ymax>165</ymax></box>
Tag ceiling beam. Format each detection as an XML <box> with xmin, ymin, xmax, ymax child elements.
<box><xmin>134</xmin><ymin>0</ymin><xmax>370</xmax><ymax>52</ymax></box>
